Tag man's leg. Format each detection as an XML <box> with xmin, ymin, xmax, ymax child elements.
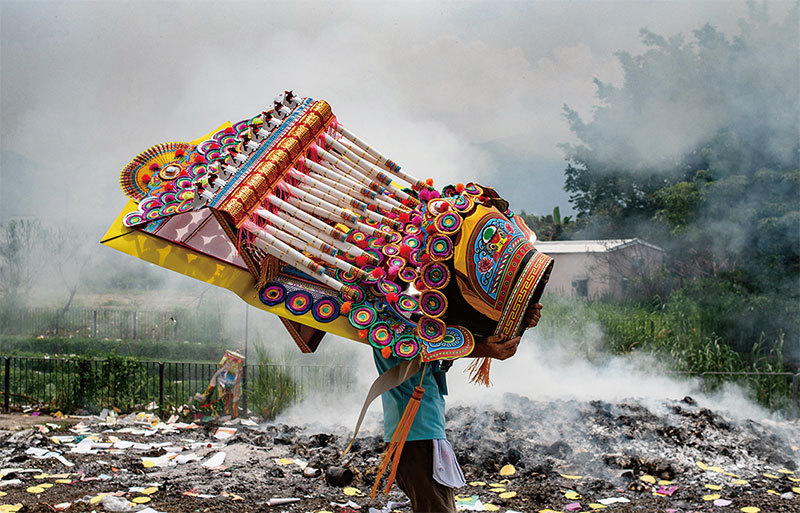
<box><xmin>394</xmin><ymin>440</ymin><xmax>455</xmax><ymax>513</ymax></box>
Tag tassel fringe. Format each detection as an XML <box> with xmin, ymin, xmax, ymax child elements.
<box><xmin>466</xmin><ymin>357</ymin><xmax>493</xmax><ymax>387</ymax></box>
<box><xmin>371</xmin><ymin>385</ymin><xmax>424</xmax><ymax>500</ymax></box>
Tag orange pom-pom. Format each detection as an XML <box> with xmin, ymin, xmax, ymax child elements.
<box><xmin>340</xmin><ymin>301</ymin><xmax>352</xmax><ymax>314</ymax></box>
<box><xmin>358</xmin><ymin>329</ymin><xmax>368</xmax><ymax>339</ymax></box>
<box><xmin>455</xmin><ymin>183</ymin><xmax>465</xmax><ymax>193</ymax></box>
<box><xmin>425</xmin><ymin>178</ymin><xmax>434</xmax><ymax>186</ymax></box>
<box><xmin>381</xmin><ymin>346</ymin><xmax>392</xmax><ymax>359</ymax></box>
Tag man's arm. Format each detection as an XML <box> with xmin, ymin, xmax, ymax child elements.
<box><xmin>466</xmin><ymin>303</ymin><xmax>543</xmax><ymax>360</ymax></box>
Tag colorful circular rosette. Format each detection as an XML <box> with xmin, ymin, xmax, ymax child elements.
<box><xmin>402</xmin><ymin>235</ymin><xmax>421</xmax><ymax>250</ymax></box>
<box><xmin>396</xmin><ymin>294</ymin><xmax>419</xmax><ymax>315</ymax></box>
<box><xmin>340</xmin><ymin>284</ymin><xmax>365</xmax><ymax>304</ymax></box>
<box><xmin>419</xmin><ymin>290</ymin><xmax>448</xmax><ymax>318</ymax></box>
<box><xmin>336</xmin><ymin>268</ymin><xmax>361</xmax><ymax>284</ymax></box>
<box><xmin>427</xmin><ymin>235</ymin><xmax>453</xmax><ymax>261</ymax></box>
<box><xmin>448</xmin><ymin>193</ymin><xmax>475</xmax><ymax>215</ymax></box>
<box><xmin>393</xmin><ymin>335</ymin><xmax>421</xmax><ymax>359</ymax></box>
<box><xmin>349</xmin><ymin>304</ymin><xmax>378</xmax><ymax>329</ymax></box>
<box><xmin>349</xmin><ymin>230</ymin><xmax>368</xmax><ymax>246</ymax></box>
<box><xmin>312</xmin><ymin>297</ymin><xmax>340</xmax><ymax>323</ymax></box>
<box><xmin>463</xmin><ymin>183</ymin><xmax>483</xmax><ymax>196</ymax></box>
<box><xmin>382</xmin><ymin>243</ymin><xmax>401</xmax><ymax>257</ymax></box>
<box><xmin>387</xmin><ymin>257</ymin><xmax>407</xmax><ymax>270</ymax></box>
<box><xmin>398</xmin><ymin>267</ymin><xmax>418</xmax><ymax>283</ymax></box>
<box><xmin>420</xmin><ymin>262</ymin><xmax>450</xmax><ymax>290</ymax></box>
<box><xmin>285</xmin><ymin>290</ymin><xmax>313</xmax><ymax>315</ymax></box>
<box><xmin>368</xmin><ymin>322</ymin><xmax>394</xmax><ymax>348</ymax></box>
<box><xmin>375</xmin><ymin>279</ymin><xmax>402</xmax><ymax>297</ymax></box>
<box><xmin>416</xmin><ymin>316</ymin><xmax>446</xmax><ymax>343</ymax></box>
<box><xmin>260</xmin><ymin>283</ymin><xmax>287</xmax><ymax>306</ymax></box>
<box><xmin>404</xmin><ymin>224</ymin><xmax>422</xmax><ymax>236</ymax></box>
<box><xmin>434</xmin><ymin>211</ymin><xmax>462</xmax><ymax>235</ymax></box>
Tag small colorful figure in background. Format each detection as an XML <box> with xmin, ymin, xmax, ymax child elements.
<box><xmin>195</xmin><ymin>350</ymin><xmax>245</xmax><ymax>419</ymax></box>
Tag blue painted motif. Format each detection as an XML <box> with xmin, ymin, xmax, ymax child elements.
<box><xmin>469</xmin><ymin>214</ymin><xmax>527</xmax><ymax>303</ymax></box>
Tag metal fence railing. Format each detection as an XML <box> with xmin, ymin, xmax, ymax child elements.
<box><xmin>0</xmin><ymin>356</ymin><xmax>357</xmax><ymax>417</ymax></box>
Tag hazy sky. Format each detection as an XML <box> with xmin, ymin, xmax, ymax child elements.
<box><xmin>1</xmin><ymin>0</ymin><xmax>795</xmax><ymax>228</ymax></box>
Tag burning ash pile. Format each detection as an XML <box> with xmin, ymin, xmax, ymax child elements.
<box><xmin>0</xmin><ymin>393</ymin><xmax>798</xmax><ymax>513</ymax></box>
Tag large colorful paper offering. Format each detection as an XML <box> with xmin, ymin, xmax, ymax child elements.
<box><xmin>103</xmin><ymin>91</ymin><xmax>554</xmax><ymax>381</ymax></box>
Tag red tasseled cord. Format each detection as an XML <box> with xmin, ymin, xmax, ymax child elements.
<box><xmin>371</xmin><ymin>364</ymin><xmax>427</xmax><ymax>500</ymax></box>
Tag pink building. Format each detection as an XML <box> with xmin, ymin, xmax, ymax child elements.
<box><xmin>534</xmin><ymin>239</ymin><xmax>664</xmax><ymax>299</ymax></box>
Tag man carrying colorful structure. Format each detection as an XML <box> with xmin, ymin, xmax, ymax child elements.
<box><xmin>103</xmin><ymin>91</ymin><xmax>554</xmax><ymax>513</ymax></box>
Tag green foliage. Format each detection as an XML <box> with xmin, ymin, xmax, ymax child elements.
<box><xmin>0</xmin><ymin>335</ymin><xmax>228</xmax><ymax>362</ymax></box>
<box><xmin>653</xmin><ymin>181</ymin><xmax>703</xmax><ymax>233</ymax></box>
<box><xmin>559</xmin><ymin>6</ymin><xmax>799</xmax><ymax>359</ymax></box>
<box><xmin>519</xmin><ymin>206</ymin><xmax>580</xmax><ymax>241</ymax></box>
<box><xmin>246</xmin><ymin>345</ymin><xmax>296</xmax><ymax>420</ymax></box>
<box><xmin>5</xmin><ymin>354</ymin><xmax>150</xmax><ymax>414</ymax></box>
<box><xmin>543</xmin><ymin>295</ymin><xmax>791</xmax><ymax>412</ymax></box>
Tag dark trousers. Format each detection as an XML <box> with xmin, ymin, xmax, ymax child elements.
<box><xmin>394</xmin><ymin>440</ymin><xmax>456</xmax><ymax>513</ymax></box>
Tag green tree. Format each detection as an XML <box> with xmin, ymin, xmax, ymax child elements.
<box><xmin>560</xmin><ymin>3</ymin><xmax>800</xmax><ymax>357</ymax></box>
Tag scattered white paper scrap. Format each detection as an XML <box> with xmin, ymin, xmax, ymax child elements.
<box><xmin>332</xmin><ymin>500</ymin><xmax>362</xmax><ymax>509</ymax></box>
<box><xmin>598</xmin><ymin>497</ymin><xmax>631</xmax><ymax>505</ymax></box>
<box><xmin>202</xmin><ymin>452</ymin><xmax>226</xmax><ymax>468</ymax></box>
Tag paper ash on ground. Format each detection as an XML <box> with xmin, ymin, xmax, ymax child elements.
<box><xmin>0</xmin><ymin>394</ymin><xmax>798</xmax><ymax>513</ymax></box>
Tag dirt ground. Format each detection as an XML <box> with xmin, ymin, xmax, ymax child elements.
<box><xmin>0</xmin><ymin>414</ymin><xmax>78</xmax><ymax>432</ymax></box>
<box><xmin>1</xmin><ymin>396</ymin><xmax>799</xmax><ymax>513</ymax></box>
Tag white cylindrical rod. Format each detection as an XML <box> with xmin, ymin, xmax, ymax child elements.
<box><xmin>255</xmin><ymin>207</ymin><xmax>340</xmax><ymax>258</ymax></box>
<box><xmin>279</xmin><ymin>181</ymin><xmax>391</xmax><ymax>239</ymax></box>
<box><xmin>291</xmin><ymin>172</ymin><xmax>396</xmax><ymax>227</ymax></box>
<box><xmin>302</xmin><ymin>153</ymin><xmax>406</xmax><ymax>211</ymax></box>
<box><xmin>310</xmin><ymin>170</ymin><xmax>406</xmax><ymax>216</ymax></box>
<box><xmin>265</xmin><ymin>195</ymin><xmax>348</xmax><ymax>242</ymax></box>
<box><xmin>260</xmin><ymin>225</ymin><xmax>367</xmax><ymax>280</ymax></box>
<box><xmin>254</xmin><ymin>208</ymin><xmax>375</xmax><ymax>262</ymax></box>
<box><xmin>241</xmin><ymin>220</ymin><xmax>343</xmax><ymax>291</ymax></box>
<box><xmin>322</xmin><ymin>134</ymin><xmax>415</xmax><ymax>203</ymax></box>
<box><xmin>278</xmin><ymin>181</ymin><xmax>360</xmax><ymax>225</ymax></box>
<box><xmin>335</xmin><ymin>125</ymin><xmax>428</xmax><ymax>191</ymax></box>
<box><xmin>311</xmin><ymin>144</ymin><xmax>410</xmax><ymax>204</ymax></box>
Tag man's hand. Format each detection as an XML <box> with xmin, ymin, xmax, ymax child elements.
<box><xmin>524</xmin><ymin>303</ymin><xmax>543</xmax><ymax>329</ymax></box>
<box><xmin>470</xmin><ymin>334</ymin><xmax>522</xmax><ymax>360</ymax></box>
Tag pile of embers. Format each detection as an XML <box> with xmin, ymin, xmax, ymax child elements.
<box><xmin>0</xmin><ymin>394</ymin><xmax>798</xmax><ymax>512</ymax></box>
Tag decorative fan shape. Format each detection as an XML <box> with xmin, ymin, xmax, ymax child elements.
<box><xmin>120</xmin><ymin>142</ymin><xmax>192</xmax><ymax>201</ymax></box>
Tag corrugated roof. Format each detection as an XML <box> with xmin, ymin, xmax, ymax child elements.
<box><xmin>534</xmin><ymin>238</ymin><xmax>663</xmax><ymax>253</ymax></box>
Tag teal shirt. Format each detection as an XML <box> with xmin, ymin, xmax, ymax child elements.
<box><xmin>373</xmin><ymin>349</ymin><xmax>449</xmax><ymax>442</ymax></box>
